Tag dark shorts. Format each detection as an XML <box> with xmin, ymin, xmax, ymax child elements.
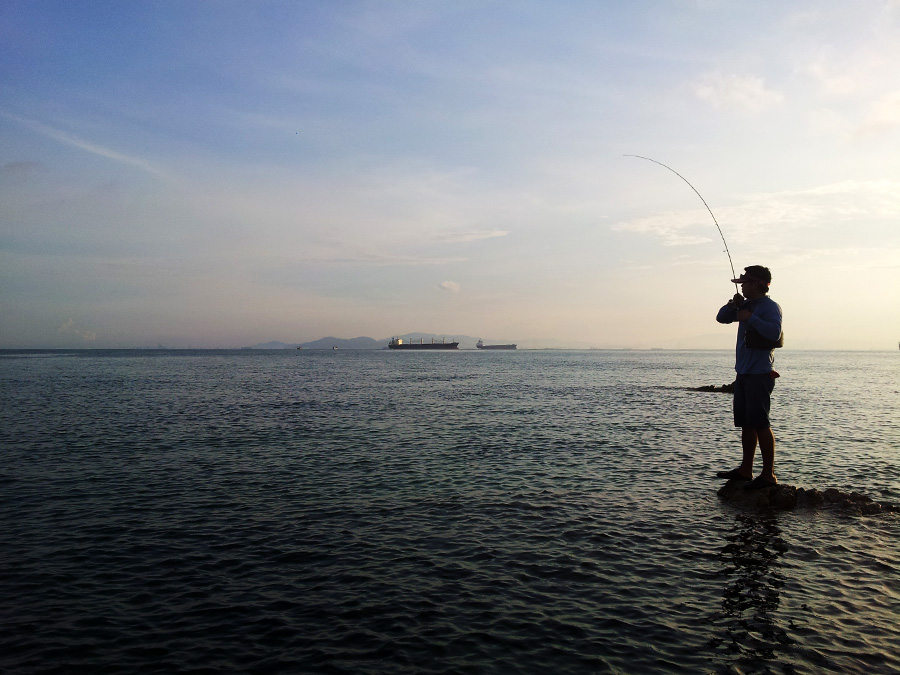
<box><xmin>733</xmin><ymin>373</ymin><xmax>775</xmax><ymax>429</ymax></box>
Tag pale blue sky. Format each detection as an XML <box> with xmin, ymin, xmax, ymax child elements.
<box><xmin>2</xmin><ymin>1</ymin><xmax>899</xmax><ymax>348</ymax></box>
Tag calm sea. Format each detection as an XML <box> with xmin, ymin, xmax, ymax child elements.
<box><xmin>1</xmin><ymin>349</ymin><xmax>898</xmax><ymax>674</ymax></box>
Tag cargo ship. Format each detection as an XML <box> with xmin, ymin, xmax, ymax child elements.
<box><xmin>388</xmin><ymin>337</ymin><xmax>459</xmax><ymax>350</ymax></box>
<box><xmin>476</xmin><ymin>339</ymin><xmax>517</xmax><ymax>350</ymax></box>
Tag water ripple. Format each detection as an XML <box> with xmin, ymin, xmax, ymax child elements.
<box><xmin>1</xmin><ymin>349</ymin><xmax>897</xmax><ymax>674</ymax></box>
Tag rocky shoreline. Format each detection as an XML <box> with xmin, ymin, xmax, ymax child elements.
<box><xmin>717</xmin><ymin>479</ymin><xmax>896</xmax><ymax>515</ymax></box>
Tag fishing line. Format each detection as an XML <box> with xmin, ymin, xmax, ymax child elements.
<box><xmin>624</xmin><ymin>154</ymin><xmax>737</xmax><ymax>286</ymax></box>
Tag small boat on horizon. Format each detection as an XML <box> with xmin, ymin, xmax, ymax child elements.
<box><xmin>476</xmin><ymin>339</ymin><xmax>517</xmax><ymax>350</ymax></box>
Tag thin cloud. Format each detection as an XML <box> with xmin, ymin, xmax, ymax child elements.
<box><xmin>0</xmin><ymin>111</ymin><xmax>169</xmax><ymax>179</ymax></box>
<box><xmin>694</xmin><ymin>72</ymin><xmax>784</xmax><ymax>112</ymax></box>
<box><xmin>57</xmin><ymin>319</ymin><xmax>97</xmax><ymax>342</ymax></box>
<box><xmin>433</xmin><ymin>229</ymin><xmax>510</xmax><ymax>243</ymax></box>
<box><xmin>857</xmin><ymin>90</ymin><xmax>900</xmax><ymax>137</ymax></box>
<box><xmin>1</xmin><ymin>160</ymin><xmax>46</xmax><ymax>178</ymax></box>
<box><xmin>609</xmin><ymin>210</ymin><xmax>714</xmax><ymax>246</ymax></box>
<box><xmin>613</xmin><ymin>179</ymin><xmax>900</xmax><ymax>246</ymax></box>
<box><xmin>807</xmin><ymin>108</ymin><xmax>853</xmax><ymax>139</ymax></box>
<box><xmin>321</xmin><ymin>251</ymin><xmax>467</xmax><ymax>265</ymax></box>
<box><xmin>805</xmin><ymin>57</ymin><xmax>865</xmax><ymax>97</ymax></box>
<box><xmin>438</xmin><ymin>280</ymin><xmax>460</xmax><ymax>293</ymax></box>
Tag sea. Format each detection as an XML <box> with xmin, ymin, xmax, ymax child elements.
<box><xmin>1</xmin><ymin>348</ymin><xmax>898</xmax><ymax>675</ymax></box>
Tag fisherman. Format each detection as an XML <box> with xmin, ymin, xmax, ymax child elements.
<box><xmin>715</xmin><ymin>265</ymin><xmax>783</xmax><ymax>490</ymax></box>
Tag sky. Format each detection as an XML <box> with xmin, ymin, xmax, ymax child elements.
<box><xmin>1</xmin><ymin>0</ymin><xmax>899</xmax><ymax>350</ymax></box>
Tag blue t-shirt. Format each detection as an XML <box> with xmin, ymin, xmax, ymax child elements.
<box><xmin>716</xmin><ymin>296</ymin><xmax>782</xmax><ymax>374</ymax></box>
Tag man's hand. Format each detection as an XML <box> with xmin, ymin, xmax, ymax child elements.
<box><xmin>732</xmin><ymin>293</ymin><xmax>744</xmax><ymax>305</ymax></box>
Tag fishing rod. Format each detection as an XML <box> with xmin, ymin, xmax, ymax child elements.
<box><xmin>624</xmin><ymin>155</ymin><xmax>738</xmax><ymax>289</ymax></box>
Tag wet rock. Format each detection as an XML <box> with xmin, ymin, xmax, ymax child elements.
<box><xmin>716</xmin><ymin>481</ymin><xmax>796</xmax><ymax>510</ymax></box>
<box><xmin>717</xmin><ymin>480</ymin><xmax>896</xmax><ymax>515</ymax></box>
<box><xmin>796</xmin><ymin>487</ymin><xmax>824</xmax><ymax>508</ymax></box>
<box><xmin>693</xmin><ymin>383</ymin><xmax>734</xmax><ymax>393</ymax></box>
<box><xmin>769</xmin><ymin>485</ymin><xmax>798</xmax><ymax>510</ymax></box>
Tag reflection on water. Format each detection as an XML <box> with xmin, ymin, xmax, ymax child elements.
<box><xmin>708</xmin><ymin>513</ymin><xmax>796</xmax><ymax>673</ymax></box>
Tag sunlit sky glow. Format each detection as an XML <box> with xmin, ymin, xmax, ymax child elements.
<box><xmin>2</xmin><ymin>1</ymin><xmax>899</xmax><ymax>349</ymax></box>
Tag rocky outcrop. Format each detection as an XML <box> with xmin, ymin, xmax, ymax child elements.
<box><xmin>717</xmin><ymin>480</ymin><xmax>896</xmax><ymax>515</ymax></box>
<box><xmin>693</xmin><ymin>383</ymin><xmax>734</xmax><ymax>393</ymax></box>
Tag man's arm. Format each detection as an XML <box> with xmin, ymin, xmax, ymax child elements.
<box><xmin>716</xmin><ymin>294</ymin><xmax>743</xmax><ymax>324</ymax></box>
<box><xmin>747</xmin><ymin>300</ymin><xmax>782</xmax><ymax>341</ymax></box>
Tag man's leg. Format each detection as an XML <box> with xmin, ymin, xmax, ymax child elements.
<box><xmin>717</xmin><ymin>377</ymin><xmax>755</xmax><ymax>479</ymax></box>
<box><xmin>756</xmin><ymin>426</ymin><xmax>776</xmax><ymax>481</ymax></box>
<box><xmin>744</xmin><ymin>374</ymin><xmax>776</xmax><ymax>484</ymax></box>
<box><xmin>739</xmin><ymin>427</ymin><xmax>758</xmax><ymax>478</ymax></box>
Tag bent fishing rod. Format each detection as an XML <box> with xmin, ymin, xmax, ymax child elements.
<box><xmin>624</xmin><ymin>155</ymin><xmax>738</xmax><ymax>292</ymax></box>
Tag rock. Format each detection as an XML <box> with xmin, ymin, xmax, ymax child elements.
<box><xmin>693</xmin><ymin>383</ymin><xmax>734</xmax><ymax>393</ymax></box>
<box><xmin>716</xmin><ymin>481</ymin><xmax>796</xmax><ymax>509</ymax></box>
<box><xmin>717</xmin><ymin>480</ymin><xmax>765</xmax><ymax>507</ymax></box>
<box><xmin>823</xmin><ymin>488</ymin><xmax>843</xmax><ymax>503</ymax></box>
<box><xmin>769</xmin><ymin>484</ymin><xmax>798</xmax><ymax>510</ymax></box>
<box><xmin>717</xmin><ymin>480</ymin><xmax>895</xmax><ymax>515</ymax></box>
<box><xmin>796</xmin><ymin>487</ymin><xmax>824</xmax><ymax>508</ymax></box>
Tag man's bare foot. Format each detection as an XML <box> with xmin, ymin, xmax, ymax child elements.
<box><xmin>715</xmin><ymin>468</ymin><xmax>752</xmax><ymax>480</ymax></box>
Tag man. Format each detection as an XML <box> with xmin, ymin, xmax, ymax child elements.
<box><xmin>715</xmin><ymin>265</ymin><xmax>783</xmax><ymax>490</ymax></box>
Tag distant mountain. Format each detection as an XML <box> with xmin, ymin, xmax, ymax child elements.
<box><xmin>300</xmin><ymin>336</ymin><xmax>386</xmax><ymax>350</ymax></box>
<box><xmin>247</xmin><ymin>341</ymin><xmax>299</xmax><ymax>350</ymax></box>
<box><xmin>247</xmin><ymin>337</ymin><xmax>387</xmax><ymax>350</ymax></box>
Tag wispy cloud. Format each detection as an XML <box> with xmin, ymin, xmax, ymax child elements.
<box><xmin>694</xmin><ymin>72</ymin><xmax>784</xmax><ymax>112</ymax></box>
<box><xmin>57</xmin><ymin>318</ymin><xmax>97</xmax><ymax>342</ymax></box>
<box><xmin>318</xmin><ymin>251</ymin><xmax>467</xmax><ymax>265</ymax></box>
<box><xmin>806</xmin><ymin>60</ymin><xmax>862</xmax><ymax>97</ymax></box>
<box><xmin>857</xmin><ymin>90</ymin><xmax>900</xmax><ymax>137</ymax></box>
<box><xmin>0</xmin><ymin>111</ymin><xmax>169</xmax><ymax>179</ymax></box>
<box><xmin>438</xmin><ymin>280</ymin><xmax>460</xmax><ymax>293</ymax></box>
<box><xmin>1</xmin><ymin>160</ymin><xmax>46</xmax><ymax>178</ymax></box>
<box><xmin>609</xmin><ymin>211</ymin><xmax>714</xmax><ymax>247</ymax></box>
<box><xmin>612</xmin><ymin>180</ymin><xmax>900</xmax><ymax>246</ymax></box>
<box><xmin>433</xmin><ymin>229</ymin><xmax>510</xmax><ymax>244</ymax></box>
<box><xmin>807</xmin><ymin>108</ymin><xmax>853</xmax><ymax>139</ymax></box>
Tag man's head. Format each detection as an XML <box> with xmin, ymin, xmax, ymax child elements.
<box><xmin>731</xmin><ymin>265</ymin><xmax>771</xmax><ymax>297</ymax></box>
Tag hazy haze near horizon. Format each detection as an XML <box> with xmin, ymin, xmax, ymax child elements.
<box><xmin>2</xmin><ymin>1</ymin><xmax>899</xmax><ymax>349</ymax></box>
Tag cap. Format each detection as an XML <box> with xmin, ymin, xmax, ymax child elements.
<box><xmin>731</xmin><ymin>265</ymin><xmax>772</xmax><ymax>286</ymax></box>
<box><xmin>731</xmin><ymin>274</ymin><xmax>770</xmax><ymax>286</ymax></box>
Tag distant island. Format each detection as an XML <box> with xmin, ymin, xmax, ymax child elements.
<box><xmin>247</xmin><ymin>337</ymin><xmax>386</xmax><ymax>350</ymax></box>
